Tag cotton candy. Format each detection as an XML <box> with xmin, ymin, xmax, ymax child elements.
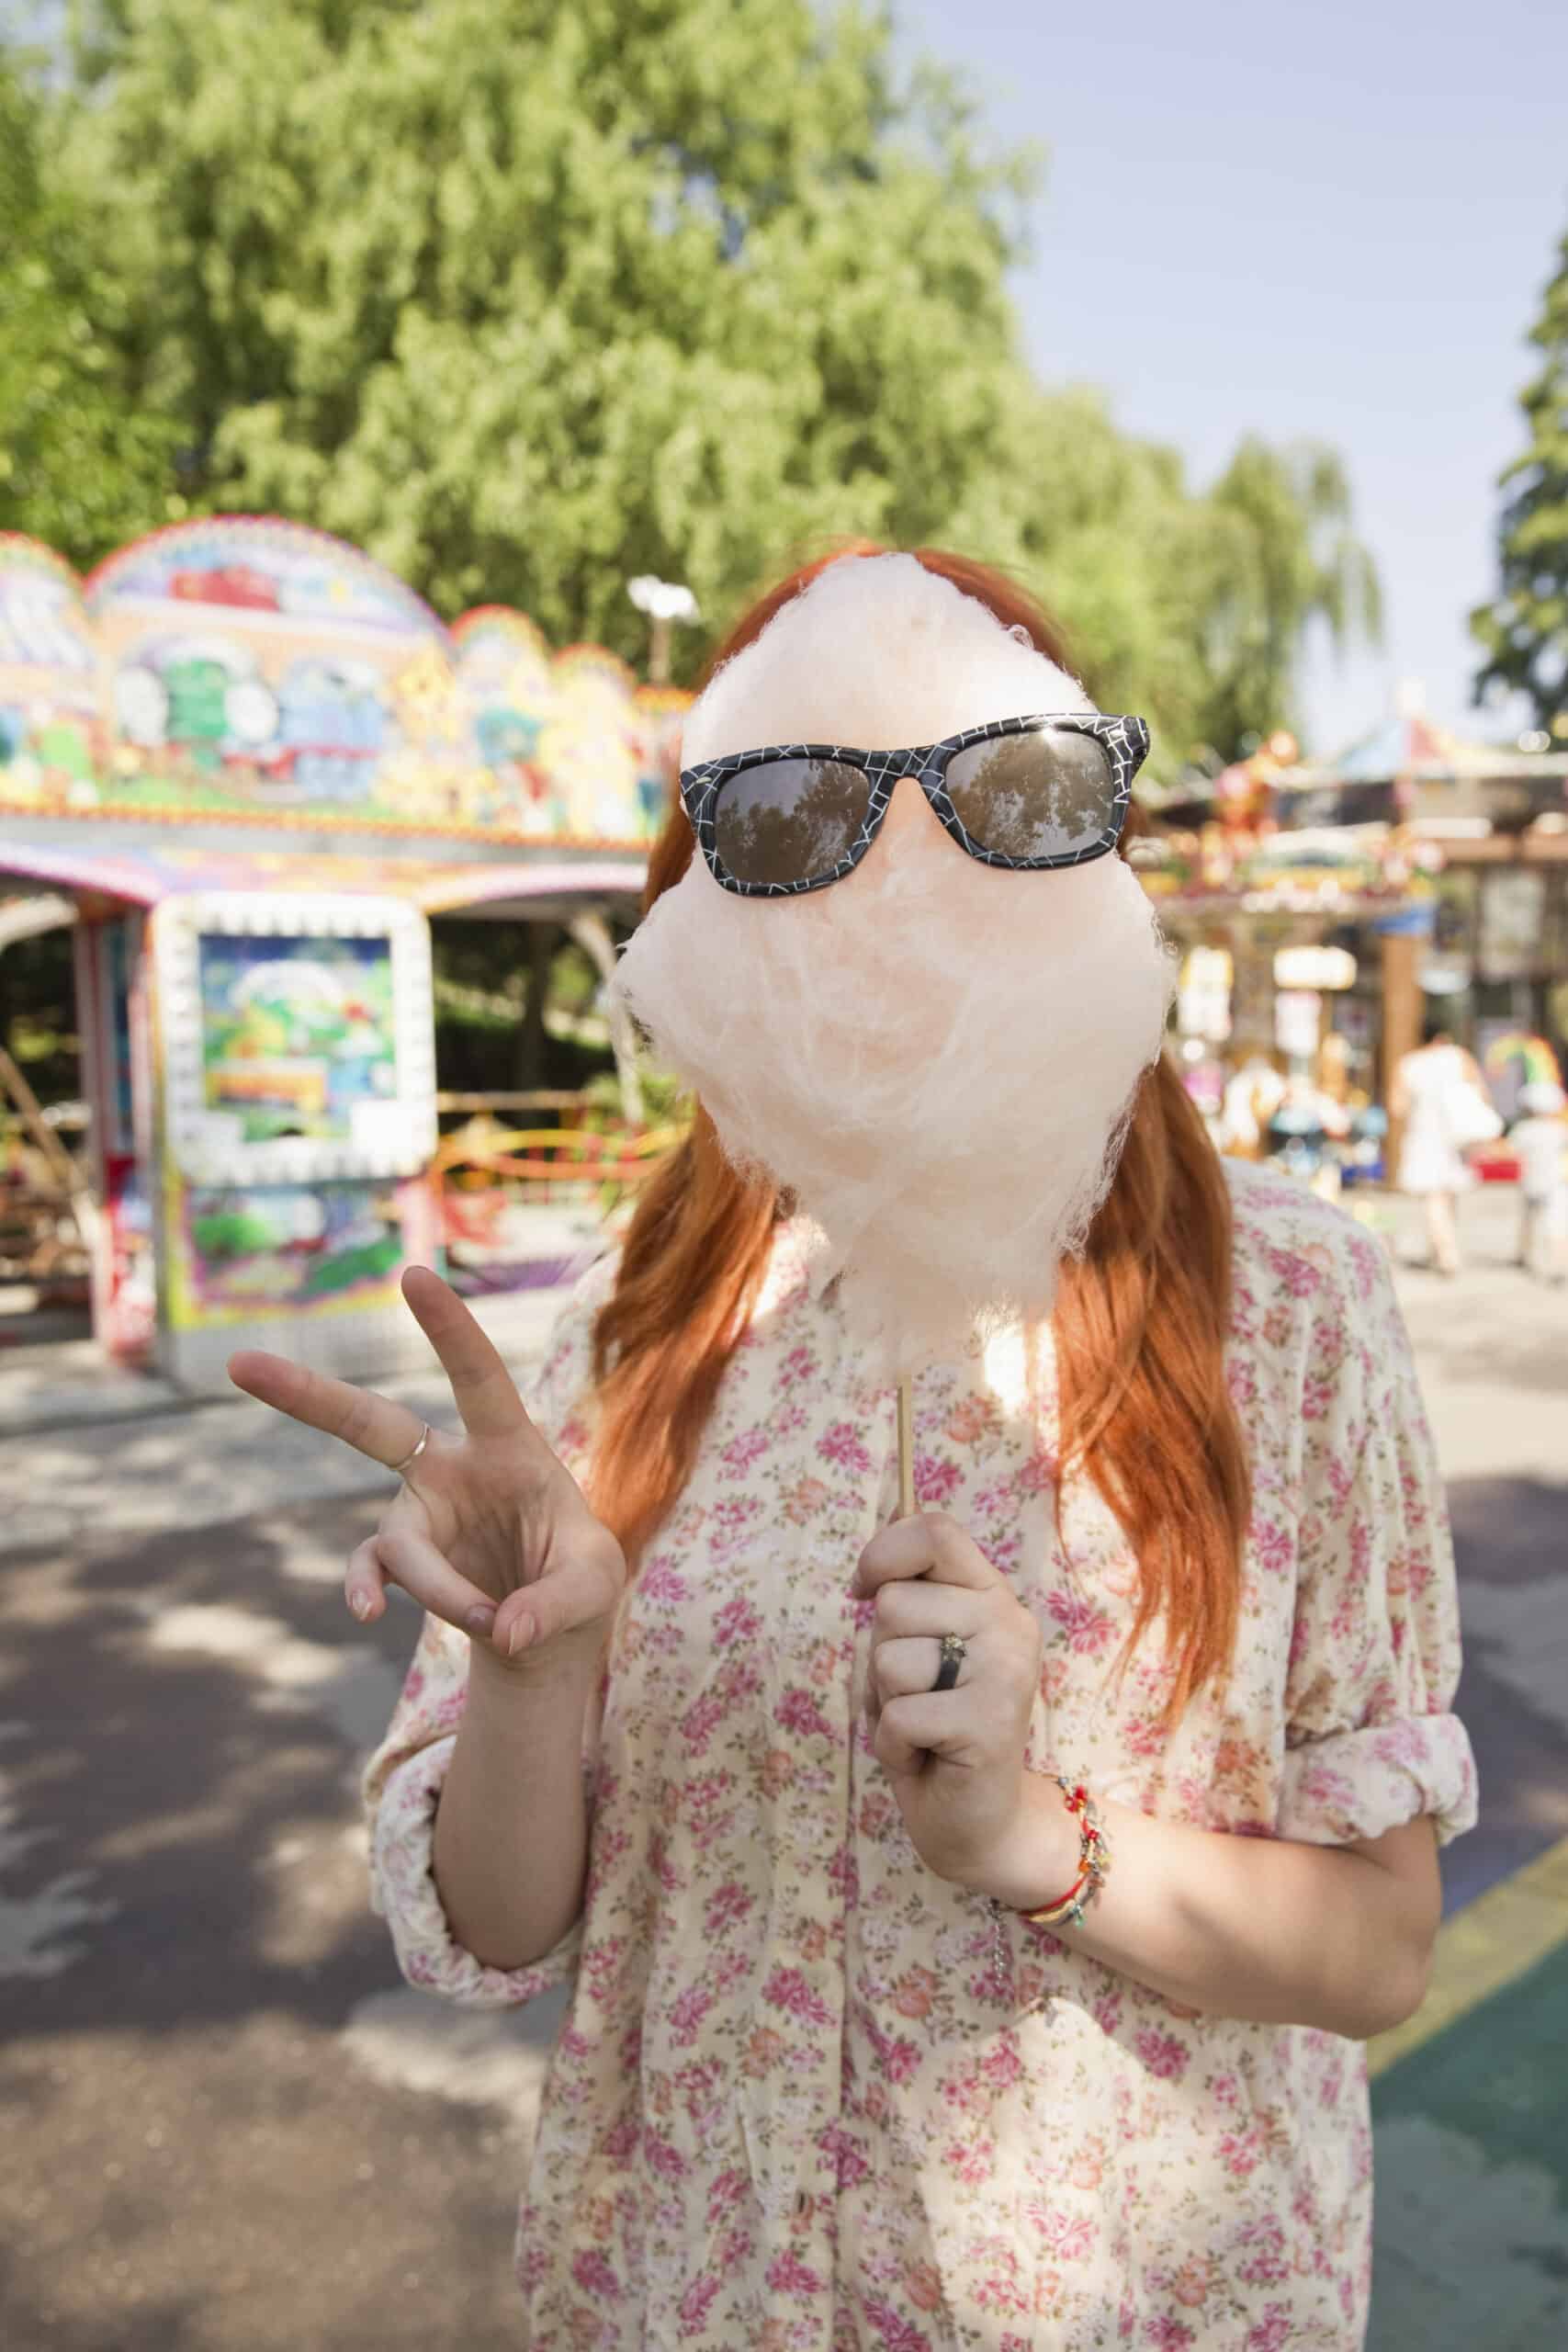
<box><xmin>611</xmin><ymin>553</ymin><xmax>1176</xmax><ymax>1371</ymax></box>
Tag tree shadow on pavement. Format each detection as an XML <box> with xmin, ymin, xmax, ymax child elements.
<box><xmin>0</xmin><ymin>1493</ymin><xmax>532</xmax><ymax>2351</ymax></box>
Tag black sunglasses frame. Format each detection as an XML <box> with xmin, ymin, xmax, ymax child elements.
<box><xmin>678</xmin><ymin>712</ymin><xmax>1149</xmax><ymax>899</ymax></box>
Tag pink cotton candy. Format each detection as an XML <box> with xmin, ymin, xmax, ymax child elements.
<box><xmin>611</xmin><ymin>554</ymin><xmax>1176</xmax><ymax>1373</ymax></box>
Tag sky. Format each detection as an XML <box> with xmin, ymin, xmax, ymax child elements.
<box><xmin>895</xmin><ymin>0</ymin><xmax>1568</xmax><ymax>757</ymax></box>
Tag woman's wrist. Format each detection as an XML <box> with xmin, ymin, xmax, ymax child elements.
<box><xmin>965</xmin><ymin>1770</ymin><xmax>1082</xmax><ymax>1911</ymax></box>
<box><xmin>468</xmin><ymin>1617</ymin><xmax>604</xmax><ymax>1693</ymax></box>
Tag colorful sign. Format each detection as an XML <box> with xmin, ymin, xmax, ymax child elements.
<box><xmin>197</xmin><ymin>933</ymin><xmax>398</xmax><ymax>1148</ymax></box>
<box><xmin>153</xmin><ymin>891</ymin><xmax>436</xmax><ymax>1186</ymax></box>
<box><xmin>181</xmin><ymin>1180</ymin><xmax>404</xmax><ymax>1315</ymax></box>
<box><xmin>0</xmin><ymin>521</ymin><xmax>686</xmax><ymax>846</ymax></box>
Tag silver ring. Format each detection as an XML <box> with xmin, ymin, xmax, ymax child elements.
<box><xmin>931</xmin><ymin>1633</ymin><xmax>965</xmax><ymax>1693</ymax></box>
<box><xmin>392</xmin><ymin>1423</ymin><xmax>432</xmax><ymax>1477</ymax></box>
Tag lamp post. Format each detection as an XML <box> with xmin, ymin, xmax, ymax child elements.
<box><xmin>627</xmin><ymin>574</ymin><xmax>700</xmax><ymax>685</ymax></box>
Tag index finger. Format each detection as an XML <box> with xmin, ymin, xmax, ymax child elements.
<box><xmin>227</xmin><ymin>1351</ymin><xmax>426</xmax><ymax>1470</ymax></box>
<box><xmin>400</xmin><ymin>1264</ymin><xmax>530</xmax><ymax>1441</ymax></box>
<box><xmin>852</xmin><ymin>1511</ymin><xmax>998</xmax><ymax>1598</ymax></box>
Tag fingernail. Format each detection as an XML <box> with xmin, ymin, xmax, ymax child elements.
<box><xmin>507</xmin><ymin>1613</ymin><xmax>533</xmax><ymax>1657</ymax></box>
<box><xmin>465</xmin><ymin>1606</ymin><xmax>496</xmax><ymax>1637</ymax></box>
<box><xmin>349</xmin><ymin>1591</ymin><xmax>372</xmax><ymax>1622</ymax></box>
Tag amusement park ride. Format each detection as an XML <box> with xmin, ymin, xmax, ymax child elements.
<box><xmin>0</xmin><ymin>516</ymin><xmax>688</xmax><ymax>1387</ymax></box>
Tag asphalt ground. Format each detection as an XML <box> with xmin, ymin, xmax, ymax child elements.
<box><xmin>1</xmin><ymin>1190</ymin><xmax>1564</xmax><ymax>2350</ymax></box>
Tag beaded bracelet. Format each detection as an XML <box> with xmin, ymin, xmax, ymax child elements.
<box><xmin>1015</xmin><ymin>1776</ymin><xmax>1111</xmax><ymax>1932</ymax></box>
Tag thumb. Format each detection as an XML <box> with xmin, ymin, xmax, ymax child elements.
<box><xmin>492</xmin><ymin>1513</ymin><xmax>626</xmax><ymax>1660</ymax></box>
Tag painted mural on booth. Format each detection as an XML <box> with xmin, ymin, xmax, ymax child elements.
<box><xmin>0</xmin><ymin>520</ymin><xmax>685</xmax><ymax>845</ymax></box>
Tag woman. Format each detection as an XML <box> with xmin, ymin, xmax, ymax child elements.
<box><xmin>233</xmin><ymin>550</ymin><xmax>1475</xmax><ymax>2350</ymax></box>
<box><xmin>1391</xmin><ymin>1018</ymin><xmax>1492</xmax><ymax>1274</ymax></box>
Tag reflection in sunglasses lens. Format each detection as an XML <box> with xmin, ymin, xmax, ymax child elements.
<box><xmin>713</xmin><ymin>759</ymin><xmax>871</xmax><ymax>887</ymax></box>
<box><xmin>944</xmin><ymin>729</ymin><xmax>1114</xmax><ymax>860</ymax></box>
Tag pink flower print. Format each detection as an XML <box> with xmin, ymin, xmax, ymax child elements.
<box><xmin>679</xmin><ymin>1690</ymin><xmax>726</xmax><ymax>1754</ymax></box>
<box><xmin>570</xmin><ymin>2247</ymin><xmax>621</xmax><ymax>2301</ymax></box>
<box><xmin>1169</xmin><ymin>2260</ymin><xmax>1211</xmax><ymax>2309</ymax></box>
<box><xmin>713</xmin><ymin>1596</ymin><xmax>761</xmax><ymax>1648</ymax></box>
<box><xmin>818</xmin><ymin>1420</ymin><xmax>874</xmax><ymax>1476</ymax></box>
<box><xmin>643</xmin><ymin>2127</ymin><xmax>687</xmax><ymax>2181</ymax></box>
<box><xmin>761</xmin><ymin>1747</ymin><xmax>795</xmax><ymax>1797</ymax></box>
<box><xmin>783</xmin><ymin>1475</ymin><xmax>830</xmax><ymax>1524</ymax></box>
<box><xmin>712</xmin><ymin>1496</ymin><xmax>761</xmax><ymax>1537</ymax></box>
<box><xmin>914</xmin><ymin>1453</ymin><xmax>963</xmax><ymax>1507</ymax></box>
<box><xmin>1045</xmin><ymin>1587</ymin><xmax>1115</xmax><ymax>1656</ymax></box>
<box><xmin>668</xmin><ymin>1982</ymin><xmax>716</xmax><ymax>2047</ymax></box>
<box><xmin>862</xmin><ymin>2295</ymin><xmax>933</xmax><ymax>2352</ymax></box>
<box><xmin>1038</xmin><ymin>2211</ymin><xmax>1095</xmax><ymax>2261</ymax></box>
<box><xmin>720</xmin><ymin>1425</ymin><xmax>770</xmax><ymax>1476</ymax></box>
<box><xmin>1218</xmin><ymin>2125</ymin><xmax>1263</xmax><ymax>2178</ymax></box>
<box><xmin>764</xmin><ymin>2245</ymin><xmax>823</xmax><ymax>2297</ymax></box>
<box><xmin>979</xmin><ymin>2038</ymin><xmax>1023</xmax><ymax>2092</ymax></box>
<box><xmin>677</xmin><ymin>2275</ymin><xmax>721</xmax><ymax>2330</ymax></box>
<box><xmin>948</xmin><ymin>2134</ymin><xmax>996</xmax><ymax>2187</ymax></box>
<box><xmin>1253</xmin><ymin>1519</ymin><xmax>1295</xmax><ymax>1578</ymax></box>
<box><xmin>1267</xmin><ymin>1244</ymin><xmax>1320</xmax><ymax>1299</ymax></box>
<box><xmin>864</xmin><ymin>2018</ymin><xmax>919</xmax><ymax>2085</ymax></box>
<box><xmin>1132</xmin><ymin>2028</ymin><xmax>1190</xmax><ymax>2081</ymax></box>
<box><xmin>775</xmin><ymin>1686</ymin><xmax>834</xmax><ymax>1740</ymax></box>
<box><xmin>1145</xmin><ymin>2319</ymin><xmax>1194</xmax><ymax>2349</ymax></box>
<box><xmin>817</xmin><ymin>2120</ymin><xmax>872</xmax><ymax>2189</ymax></box>
<box><xmin>704</xmin><ymin>1881</ymin><xmax>753</xmax><ymax>1939</ymax></box>
<box><xmin>945</xmin><ymin>1394</ymin><xmax>1000</xmax><ymax>1446</ymax></box>
<box><xmin>777</xmin><ymin>1341</ymin><xmax>818</xmax><ymax>1388</ymax></box>
<box><xmin>1245</xmin><ymin>2306</ymin><xmax>1294</xmax><ymax>2352</ymax></box>
<box><xmin>827</xmin><ymin>1841</ymin><xmax>860</xmax><ymax>1903</ymax></box>
<box><xmin>1015</xmin><ymin>1444</ymin><xmax>1057</xmax><ymax>1495</ymax></box>
<box><xmin>637</xmin><ymin>1555</ymin><xmax>688</xmax><ymax>1605</ymax></box>
<box><xmin>706</xmin><ymin>2167</ymin><xmax>747</xmax><ymax>2224</ymax></box>
<box><xmin>762</xmin><ymin>1966</ymin><xmax>832</xmax><ymax>2027</ymax></box>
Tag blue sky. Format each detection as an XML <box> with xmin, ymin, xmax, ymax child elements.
<box><xmin>895</xmin><ymin>0</ymin><xmax>1568</xmax><ymax>756</ymax></box>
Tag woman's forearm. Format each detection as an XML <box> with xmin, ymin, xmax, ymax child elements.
<box><xmin>979</xmin><ymin>1778</ymin><xmax>1439</xmax><ymax>2040</ymax></box>
<box><xmin>433</xmin><ymin>1634</ymin><xmax>600</xmax><ymax>1972</ymax></box>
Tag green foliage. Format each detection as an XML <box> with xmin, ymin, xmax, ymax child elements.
<box><xmin>0</xmin><ymin>49</ymin><xmax>185</xmax><ymax>558</ymax></box>
<box><xmin>1472</xmin><ymin>227</ymin><xmax>1568</xmax><ymax>731</ymax></box>
<box><xmin>4</xmin><ymin>0</ymin><xmax>1381</xmax><ymax>771</ymax></box>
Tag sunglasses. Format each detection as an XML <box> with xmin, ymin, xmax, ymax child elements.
<box><xmin>679</xmin><ymin>713</ymin><xmax>1149</xmax><ymax>898</ymax></box>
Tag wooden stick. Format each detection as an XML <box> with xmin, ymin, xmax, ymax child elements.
<box><xmin>897</xmin><ymin>1374</ymin><xmax>915</xmax><ymax>1519</ymax></box>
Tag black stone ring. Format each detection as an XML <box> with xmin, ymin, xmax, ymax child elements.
<box><xmin>931</xmin><ymin>1633</ymin><xmax>966</xmax><ymax>1693</ymax></box>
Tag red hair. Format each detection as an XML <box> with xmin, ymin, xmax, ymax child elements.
<box><xmin>589</xmin><ymin>546</ymin><xmax>1249</xmax><ymax>1727</ymax></box>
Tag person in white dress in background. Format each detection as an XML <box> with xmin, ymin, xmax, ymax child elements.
<box><xmin>1510</xmin><ymin>1080</ymin><xmax>1568</xmax><ymax>1284</ymax></box>
<box><xmin>1390</xmin><ymin>1019</ymin><xmax>1493</xmax><ymax>1275</ymax></box>
<box><xmin>1392</xmin><ymin>1021</ymin><xmax>1504</xmax><ymax>1279</ymax></box>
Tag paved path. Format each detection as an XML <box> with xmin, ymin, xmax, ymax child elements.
<box><xmin>0</xmin><ymin>1189</ymin><xmax>1562</xmax><ymax>2348</ymax></box>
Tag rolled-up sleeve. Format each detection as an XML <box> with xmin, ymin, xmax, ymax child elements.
<box><xmin>358</xmin><ymin>1254</ymin><xmax>615</xmax><ymax>2007</ymax></box>
<box><xmin>1277</xmin><ymin>1240</ymin><xmax>1478</xmax><ymax>1850</ymax></box>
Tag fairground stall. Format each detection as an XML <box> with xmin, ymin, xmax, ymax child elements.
<box><xmin>0</xmin><ymin>520</ymin><xmax>685</xmax><ymax>1387</ymax></box>
<box><xmin>1141</xmin><ymin>708</ymin><xmax>1568</xmax><ymax>1184</ymax></box>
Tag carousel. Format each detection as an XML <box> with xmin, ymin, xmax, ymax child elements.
<box><xmin>0</xmin><ymin>519</ymin><xmax>688</xmax><ymax>1388</ymax></box>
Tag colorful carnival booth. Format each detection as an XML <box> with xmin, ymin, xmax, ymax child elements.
<box><xmin>0</xmin><ymin>519</ymin><xmax>685</xmax><ymax>1387</ymax></box>
<box><xmin>1140</xmin><ymin>709</ymin><xmax>1568</xmax><ymax>1188</ymax></box>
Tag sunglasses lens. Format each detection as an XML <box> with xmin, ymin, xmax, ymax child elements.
<box><xmin>712</xmin><ymin>758</ymin><xmax>871</xmax><ymax>888</ymax></box>
<box><xmin>944</xmin><ymin>727</ymin><xmax>1117</xmax><ymax>861</ymax></box>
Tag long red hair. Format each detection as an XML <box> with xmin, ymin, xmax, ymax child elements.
<box><xmin>589</xmin><ymin>546</ymin><xmax>1249</xmax><ymax>1727</ymax></box>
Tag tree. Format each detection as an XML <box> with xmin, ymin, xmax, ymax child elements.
<box><xmin>1472</xmin><ymin>227</ymin><xmax>1568</xmax><ymax>731</ymax></box>
<box><xmin>0</xmin><ymin>50</ymin><xmax>184</xmax><ymax>558</ymax></box>
<box><xmin>6</xmin><ymin>0</ymin><xmax>1382</xmax><ymax>775</ymax></box>
<box><xmin>53</xmin><ymin>0</ymin><xmax>1037</xmax><ymax>649</ymax></box>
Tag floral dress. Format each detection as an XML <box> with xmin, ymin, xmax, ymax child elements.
<box><xmin>363</xmin><ymin>1160</ymin><xmax>1477</xmax><ymax>2351</ymax></box>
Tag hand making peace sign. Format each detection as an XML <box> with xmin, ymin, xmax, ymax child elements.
<box><xmin>227</xmin><ymin>1266</ymin><xmax>626</xmax><ymax>1669</ymax></box>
